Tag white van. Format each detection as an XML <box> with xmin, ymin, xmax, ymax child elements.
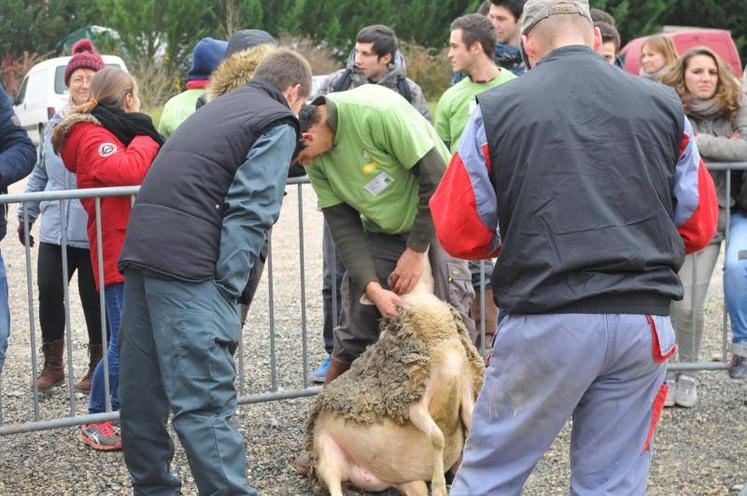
<box><xmin>13</xmin><ymin>54</ymin><xmax>127</xmax><ymax>144</ymax></box>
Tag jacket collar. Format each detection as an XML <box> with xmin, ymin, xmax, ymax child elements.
<box><xmin>247</xmin><ymin>78</ymin><xmax>290</xmax><ymax>110</ymax></box>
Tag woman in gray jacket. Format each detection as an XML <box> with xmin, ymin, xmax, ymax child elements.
<box><xmin>663</xmin><ymin>46</ymin><xmax>747</xmax><ymax>405</ymax></box>
<box><xmin>17</xmin><ymin>40</ymin><xmax>106</xmax><ymax>392</ymax></box>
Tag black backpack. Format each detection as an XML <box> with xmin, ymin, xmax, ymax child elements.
<box><xmin>332</xmin><ymin>69</ymin><xmax>412</xmax><ymax>103</ymax></box>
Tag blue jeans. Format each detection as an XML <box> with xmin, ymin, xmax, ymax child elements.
<box><xmin>0</xmin><ymin>251</ymin><xmax>9</xmax><ymax>378</ymax></box>
<box><xmin>88</xmin><ymin>282</ymin><xmax>124</xmax><ymax>414</ymax></box>
<box><xmin>725</xmin><ymin>211</ymin><xmax>747</xmax><ymax>353</ymax></box>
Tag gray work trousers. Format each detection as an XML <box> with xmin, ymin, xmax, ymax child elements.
<box><xmin>119</xmin><ymin>269</ymin><xmax>257</xmax><ymax>496</ymax></box>
<box><xmin>451</xmin><ymin>313</ymin><xmax>674</xmax><ymax>496</ymax></box>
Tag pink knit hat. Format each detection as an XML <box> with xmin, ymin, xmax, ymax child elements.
<box><xmin>64</xmin><ymin>39</ymin><xmax>105</xmax><ymax>86</ymax></box>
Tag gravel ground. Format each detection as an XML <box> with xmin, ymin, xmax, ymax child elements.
<box><xmin>0</xmin><ymin>181</ymin><xmax>745</xmax><ymax>495</ymax></box>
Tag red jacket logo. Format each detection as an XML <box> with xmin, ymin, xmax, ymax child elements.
<box><xmin>98</xmin><ymin>143</ymin><xmax>117</xmax><ymax>157</ymax></box>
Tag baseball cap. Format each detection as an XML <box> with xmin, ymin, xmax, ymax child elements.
<box><xmin>520</xmin><ymin>0</ymin><xmax>593</xmax><ymax>36</ymax></box>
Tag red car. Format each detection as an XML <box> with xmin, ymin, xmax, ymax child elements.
<box><xmin>619</xmin><ymin>28</ymin><xmax>742</xmax><ymax>78</ymax></box>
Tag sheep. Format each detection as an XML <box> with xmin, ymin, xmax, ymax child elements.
<box><xmin>302</xmin><ymin>255</ymin><xmax>485</xmax><ymax>496</ymax></box>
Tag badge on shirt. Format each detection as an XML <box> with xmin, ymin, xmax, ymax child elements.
<box><xmin>364</xmin><ymin>170</ymin><xmax>394</xmax><ymax>197</ymax></box>
<box><xmin>98</xmin><ymin>143</ymin><xmax>117</xmax><ymax>157</ymax></box>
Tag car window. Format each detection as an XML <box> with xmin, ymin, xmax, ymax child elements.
<box><xmin>15</xmin><ymin>75</ymin><xmax>28</xmax><ymax>105</ymax></box>
<box><xmin>54</xmin><ymin>63</ymin><xmax>122</xmax><ymax>94</ymax></box>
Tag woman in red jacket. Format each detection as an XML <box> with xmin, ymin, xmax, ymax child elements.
<box><xmin>52</xmin><ymin>67</ymin><xmax>162</xmax><ymax>451</ymax></box>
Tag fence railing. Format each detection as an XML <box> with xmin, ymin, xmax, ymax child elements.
<box><xmin>0</xmin><ymin>162</ymin><xmax>743</xmax><ymax>434</ymax></box>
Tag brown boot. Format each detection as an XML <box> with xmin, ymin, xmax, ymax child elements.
<box><xmin>324</xmin><ymin>358</ymin><xmax>351</xmax><ymax>385</ymax></box>
<box><xmin>36</xmin><ymin>339</ymin><xmax>65</xmax><ymax>391</ymax></box>
<box><xmin>75</xmin><ymin>343</ymin><xmax>103</xmax><ymax>392</ymax></box>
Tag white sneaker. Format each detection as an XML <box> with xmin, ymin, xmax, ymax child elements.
<box><xmin>675</xmin><ymin>374</ymin><xmax>698</xmax><ymax>408</ymax></box>
<box><xmin>663</xmin><ymin>379</ymin><xmax>677</xmax><ymax>407</ymax></box>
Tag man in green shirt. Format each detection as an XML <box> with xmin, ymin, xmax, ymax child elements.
<box><xmin>437</xmin><ymin>14</ymin><xmax>516</xmax><ymax>153</ymax></box>
<box><xmin>296</xmin><ymin>84</ymin><xmax>475</xmax><ymax>382</ymax></box>
<box><xmin>436</xmin><ymin>14</ymin><xmax>516</xmax><ymax>349</ymax></box>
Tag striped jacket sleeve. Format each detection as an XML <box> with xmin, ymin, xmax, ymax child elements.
<box><xmin>429</xmin><ymin>106</ymin><xmax>501</xmax><ymax>259</ymax></box>
<box><xmin>672</xmin><ymin>117</ymin><xmax>718</xmax><ymax>254</ymax></box>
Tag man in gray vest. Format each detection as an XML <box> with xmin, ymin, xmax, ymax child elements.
<box><xmin>117</xmin><ymin>49</ymin><xmax>311</xmax><ymax>495</ymax></box>
<box><xmin>430</xmin><ymin>0</ymin><xmax>718</xmax><ymax>493</ymax></box>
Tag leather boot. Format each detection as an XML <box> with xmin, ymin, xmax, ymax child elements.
<box><xmin>75</xmin><ymin>343</ymin><xmax>103</xmax><ymax>392</ymax></box>
<box><xmin>36</xmin><ymin>339</ymin><xmax>65</xmax><ymax>391</ymax></box>
<box><xmin>324</xmin><ymin>358</ymin><xmax>351</xmax><ymax>385</ymax></box>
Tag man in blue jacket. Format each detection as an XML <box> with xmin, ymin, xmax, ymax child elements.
<box><xmin>0</xmin><ymin>85</ymin><xmax>36</xmax><ymax>377</ymax></box>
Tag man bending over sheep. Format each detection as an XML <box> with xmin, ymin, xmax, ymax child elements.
<box><xmin>296</xmin><ymin>84</ymin><xmax>475</xmax><ymax>383</ymax></box>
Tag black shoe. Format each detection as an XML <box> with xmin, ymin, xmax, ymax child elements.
<box><xmin>728</xmin><ymin>354</ymin><xmax>747</xmax><ymax>380</ymax></box>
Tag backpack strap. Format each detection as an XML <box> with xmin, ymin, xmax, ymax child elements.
<box><xmin>333</xmin><ymin>69</ymin><xmax>353</xmax><ymax>93</ymax></box>
<box><xmin>397</xmin><ymin>76</ymin><xmax>412</xmax><ymax>103</ymax></box>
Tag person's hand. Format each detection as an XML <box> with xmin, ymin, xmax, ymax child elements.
<box><xmin>17</xmin><ymin>223</ymin><xmax>34</xmax><ymax>247</ymax></box>
<box><xmin>365</xmin><ymin>282</ymin><xmax>407</xmax><ymax>318</ymax></box>
<box><xmin>731</xmin><ymin>130</ymin><xmax>742</xmax><ymax>140</ymax></box>
<box><xmin>388</xmin><ymin>247</ymin><xmax>426</xmax><ymax>294</ymax></box>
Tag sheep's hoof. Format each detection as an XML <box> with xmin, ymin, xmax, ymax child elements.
<box><xmin>294</xmin><ymin>452</ymin><xmax>311</xmax><ymax>476</ymax></box>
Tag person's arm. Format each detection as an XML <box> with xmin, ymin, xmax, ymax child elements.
<box><xmin>0</xmin><ymin>87</ymin><xmax>35</xmax><ymax>189</ymax></box>
<box><xmin>693</xmin><ymin>101</ymin><xmax>747</xmax><ymax>162</ymax></box>
<box><xmin>17</xmin><ymin>129</ymin><xmax>50</xmax><ymax>226</ymax></box>
<box><xmin>323</xmin><ymin>203</ymin><xmax>406</xmax><ymax>317</ymax></box>
<box><xmin>408</xmin><ymin>81</ymin><xmax>433</xmax><ymax>124</ymax></box>
<box><xmin>77</xmin><ymin>127</ymin><xmax>160</xmax><ymax>186</ymax></box>
<box><xmin>429</xmin><ymin>105</ymin><xmax>501</xmax><ymax>260</ymax></box>
<box><xmin>672</xmin><ymin>116</ymin><xmax>719</xmax><ymax>254</ymax></box>
<box><xmin>214</xmin><ymin>124</ymin><xmax>296</xmax><ymax>298</ymax></box>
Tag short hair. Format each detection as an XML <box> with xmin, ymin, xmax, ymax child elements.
<box><xmin>590</xmin><ymin>8</ymin><xmax>615</xmax><ymax>26</ymax></box>
<box><xmin>477</xmin><ymin>0</ymin><xmax>491</xmax><ymax>15</ymax></box>
<box><xmin>298</xmin><ymin>103</ymin><xmax>322</xmax><ymax>133</ymax></box>
<box><xmin>253</xmin><ymin>48</ymin><xmax>312</xmax><ymax>98</ymax></box>
<box><xmin>356</xmin><ymin>25</ymin><xmax>398</xmax><ymax>60</ymax></box>
<box><xmin>489</xmin><ymin>0</ymin><xmax>526</xmax><ymax>21</ymax></box>
<box><xmin>451</xmin><ymin>14</ymin><xmax>497</xmax><ymax>57</ymax></box>
<box><xmin>597</xmin><ymin>22</ymin><xmax>620</xmax><ymax>52</ymax></box>
<box><xmin>641</xmin><ymin>35</ymin><xmax>679</xmax><ymax>67</ymax></box>
<box><xmin>530</xmin><ymin>13</ymin><xmax>594</xmax><ymax>51</ymax></box>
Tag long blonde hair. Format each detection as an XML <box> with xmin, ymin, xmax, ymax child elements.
<box><xmin>640</xmin><ymin>35</ymin><xmax>679</xmax><ymax>68</ymax></box>
<box><xmin>75</xmin><ymin>67</ymin><xmax>136</xmax><ymax>114</ymax></box>
<box><xmin>662</xmin><ymin>46</ymin><xmax>742</xmax><ymax>121</ymax></box>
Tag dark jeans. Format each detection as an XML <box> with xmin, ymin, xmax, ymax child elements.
<box><xmin>37</xmin><ymin>242</ymin><xmax>104</xmax><ymax>344</ymax></box>
<box><xmin>89</xmin><ymin>282</ymin><xmax>124</xmax><ymax>414</ymax></box>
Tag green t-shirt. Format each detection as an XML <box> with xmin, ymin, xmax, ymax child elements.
<box><xmin>307</xmin><ymin>85</ymin><xmax>449</xmax><ymax>235</ymax></box>
<box><xmin>435</xmin><ymin>69</ymin><xmax>516</xmax><ymax>153</ymax></box>
<box><xmin>157</xmin><ymin>89</ymin><xmax>205</xmax><ymax>138</ymax></box>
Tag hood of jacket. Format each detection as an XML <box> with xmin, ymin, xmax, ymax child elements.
<box><xmin>206</xmin><ymin>44</ymin><xmax>278</xmax><ymax>102</ymax></box>
<box><xmin>51</xmin><ymin>112</ymin><xmax>101</xmax><ymax>163</ymax></box>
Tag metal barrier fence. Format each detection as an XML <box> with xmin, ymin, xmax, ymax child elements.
<box><xmin>0</xmin><ymin>163</ymin><xmax>744</xmax><ymax>435</ymax></box>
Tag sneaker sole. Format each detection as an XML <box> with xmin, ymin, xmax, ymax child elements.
<box><xmin>79</xmin><ymin>432</ymin><xmax>122</xmax><ymax>451</ymax></box>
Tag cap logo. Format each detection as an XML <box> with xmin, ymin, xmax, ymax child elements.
<box><xmin>98</xmin><ymin>143</ymin><xmax>117</xmax><ymax>157</ymax></box>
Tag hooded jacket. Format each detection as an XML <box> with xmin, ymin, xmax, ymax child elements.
<box><xmin>18</xmin><ymin>112</ymin><xmax>89</xmax><ymax>248</ymax></box>
<box><xmin>317</xmin><ymin>49</ymin><xmax>432</xmax><ymax>122</ymax></box>
<box><xmin>54</xmin><ymin>113</ymin><xmax>160</xmax><ymax>289</ymax></box>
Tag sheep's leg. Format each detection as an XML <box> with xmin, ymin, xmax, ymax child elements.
<box><xmin>315</xmin><ymin>433</ymin><xmax>347</xmax><ymax>496</ymax></box>
<box><xmin>408</xmin><ymin>403</ymin><xmax>447</xmax><ymax>496</ymax></box>
<box><xmin>460</xmin><ymin>374</ymin><xmax>476</xmax><ymax>432</ymax></box>
<box><xmin>396</xmin><ymin>480</ymin><xmax>429</xmax><ymax>496</ymax></box>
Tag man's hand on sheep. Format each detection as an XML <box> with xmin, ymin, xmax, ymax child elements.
<box><xmin>389</xmin><ymin>247</ymin><xmax>426</xmax><ymax>295</ymax></box>
<box><xmin>365</xmin><ymin>281</ymin><xmax>408</xmax><ymax>318</ymax></box>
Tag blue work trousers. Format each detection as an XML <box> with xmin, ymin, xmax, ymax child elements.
<box><xmin>451</xmin><ymin>313</ymin><xmax>674</xmax><ymax>496</ymax></box>
<box><xmin>0</xmin><ymin>251</ymin><xmax>9</xmax><ymax>377</ymax></box>
<box><xmin>119</xmin><ymin>269</ymin><xmax>256</xmax><ymax>496</ymax></box>
<box><xmin>725</xmin><ymin>212</ymin><xmax>747</xmax><ymax>353</ymax></box>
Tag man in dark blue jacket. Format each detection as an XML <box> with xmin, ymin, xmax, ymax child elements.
<box><xmin>0</xmin><ymin>85</ymin><xmax>35</xmax><ymax>377</ymax></box>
